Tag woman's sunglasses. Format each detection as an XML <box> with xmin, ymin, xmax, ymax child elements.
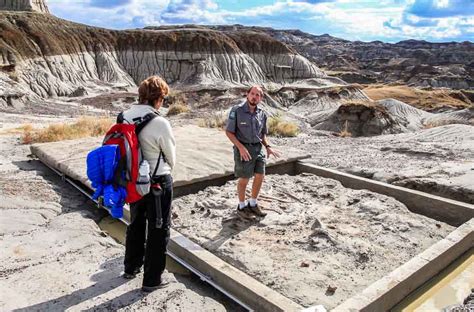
<box><xmin>162</xmin><ymin>96</ymin><xmax>170</xmax><ymax>107</ymax></box>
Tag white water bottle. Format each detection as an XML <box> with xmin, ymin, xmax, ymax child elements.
<box><xmin>136</xmin><ymin>160</ymin><xmax>151</xmax><ymax>196</ymax></box>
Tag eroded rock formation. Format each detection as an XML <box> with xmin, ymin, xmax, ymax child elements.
<box><xmin>0</xmin><ymin>12</ymin><xmax>336</xmax><ymax>104</ymax></box>
<box><xmin>210</xmin><ymin>25</ymin><xmax>474</xmax><ymax>90</ymax></box>
<box><xmin>0</xmin><ymin>0</ymin><xmax>49</xmax><ymax>13</ymax></box>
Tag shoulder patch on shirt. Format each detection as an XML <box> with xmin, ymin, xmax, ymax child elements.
<box><xmin>229</xmin><ymin>110</ymin><xmax>236</xmax><ymax>120</ymax></box>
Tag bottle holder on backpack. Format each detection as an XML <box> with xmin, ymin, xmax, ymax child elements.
<box><xmin>136</xmin><ymin>159</ymin><xmax>151</xmax><ymax>196</ymax></box>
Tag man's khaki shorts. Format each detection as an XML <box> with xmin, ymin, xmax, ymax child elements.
<box><xmin>233</xmin><ymin>143</ymin><xmax>266</xmax><ymax>178</ymax></box>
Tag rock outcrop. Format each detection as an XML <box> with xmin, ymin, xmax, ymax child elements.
<box><xmin>308</xmin><ymin>97</ymin><xmax>473</xmax><ymax>136</ymax></box>
<box><xmin>313</xmin><ymin>100</ymin><xmax>400</xmax><ymax>136</ymax></box>
<box><xmin>0</xmin><ymin>0</ymin><xmax>49</xmax><ymax>13</ymax></box>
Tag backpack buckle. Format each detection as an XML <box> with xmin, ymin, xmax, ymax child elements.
<box><xmin>151</xmin><ymin>183</ymin><xmax>162</xmax><ymax>190</ymax></box>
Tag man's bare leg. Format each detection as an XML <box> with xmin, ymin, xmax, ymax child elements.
<box><xmin>236</xmin><ymin>177</ymin><xmax>255</xmax><ymax>219</ymax></box>
<box><xmin>249</xmin><ymin>173</ymin><xmax>267</xmax><ymax>216</ymax></box>
<box><xmin>251</xmin><ymin>173</ymin><xmax>264</xmax><ymax>199</ymax></box>
<box><xmin>238</xmin><ymin>178</ymin><xmax>249</xmax><ymax>203</ymax></box>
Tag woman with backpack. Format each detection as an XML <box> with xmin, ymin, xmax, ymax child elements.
<box><xmin>120</xmin><ymin>75</ymin><xmax>176</xmax><ymax>292</ymax></box>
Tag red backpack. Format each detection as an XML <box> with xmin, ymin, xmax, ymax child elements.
<box><xmin>102</xmin><ymin>112</ymin><xmax>160</xmax><ymax>203</ymax></box>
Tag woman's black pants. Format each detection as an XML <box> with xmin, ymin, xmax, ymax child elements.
<box><xmin>124</xmin><ymin>174</ymin><xmax>173</xmax><ymax>287</ymax></box>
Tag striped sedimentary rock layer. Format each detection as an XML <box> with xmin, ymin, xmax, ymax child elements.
<box><xmin>0</xmin><ymin>0</ymin><xmax>49</xmax><ymax>13</ymax></box>
<box><xmin>0</xmin><ymin>12</ymin><xmax>332</xmax><ymax>102</ymax></box>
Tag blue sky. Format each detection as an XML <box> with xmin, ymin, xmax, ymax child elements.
<box><xmin>48</xmin><ymin>0</ymin><xmax>474</xmax><ymax>43</ymax></box>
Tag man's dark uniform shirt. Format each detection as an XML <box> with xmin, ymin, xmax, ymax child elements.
<box><xmin>226</xmin><ymin>101</ymin><xmax>268</xmax><ymax>178</ymax></box>
<box><xmin>226</xmin><ymin>101</ymin><xmax>268</xmax><ymax>143</ymax></box>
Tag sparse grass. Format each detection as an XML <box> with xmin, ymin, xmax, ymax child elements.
<box><xmin>363</xmin><ymin>84</ymin><xmax>472</xmax><ymax>111</ymax></box>
<box><xmin>166</xmin><ymin>90</ymin><xmax>190</xmax><ymax>116</ymax></box>
<box><xmin>341</xmin><ymin>99</ymin><xmax>378</xmax><ymax>108</ymax></box>
<box><xmin>18</xmin><ymin>124</ymin><xmax>33</xmax><ymax>132</ymax></box>
<box><xmin>196</xmin><ymin>92</ymin><xmax>213</xmax><ymax>108</ymax></box>
<box><xmin>0</xmin><ymin>124</ymin><xmax>33</xmax><ymax>135</ymax></box>
<box><xmin>198</xmin><ymin>112</ymin><xmax>227</xmax><ymax>129</ymax></box>
<box><xmin>268</xmin><ymin>115</ymin><xmax>299</xmax><ymax>137</ymax></box>
<box><xmin>337</xmin><ymin>120</ymin><xmax>352</xmax><ymax>137</ymax></box>
<box><xmin>340</xmin><ymin>99</ymin><xmax>388</xmax><ymax>114</ymax></box>
<box><xmin>423</xmin><ymin>119</ymin><xmax>473</xmax><ymax>129</ymax></box>
<box><xmin>21</xmin><ymin>116</ymin><xmax>113</xmax><ymax>144</ymax></box>
<box><xmin>167</xmin><ymin>103</ymin><xmax>190</xmax><ymax>116</ymax></box>
<box><xmin>327</xmin><ymin>85</ymin><xmax>346</xmax><ymax>93</ymax></box>
<box><xmin>8</xmin><ymin>71</ymin><xmax>19</xmax><ymax>82</ymax></box>
<box><xmin>265</xmin><ymin>84</ymin><xmax>280</xmax><ymax>93</ymax></box>
<box><xmin>167</xmin><ymin>89</ymin><xmax>188</xmax><ymax>106</ymax></box>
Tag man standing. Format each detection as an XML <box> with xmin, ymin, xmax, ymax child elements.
<box><xmin>225</xmin><ymin>86</ymin><xmax>279</xmax><ymax>219</ymax></box>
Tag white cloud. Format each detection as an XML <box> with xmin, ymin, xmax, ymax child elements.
<box><xmin>434</xmin><ymin>0</ymin><xmax>450</xmax><ymax>9</ymax></box>
<box><xmin>47</xmin><ymin>0</ymin><xmax>473</xmax><ymax>41</ymax></box>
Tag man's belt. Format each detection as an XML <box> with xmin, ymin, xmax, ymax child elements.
<box><xmin>242</xmin><ymin>142</ymin><xmax>262</xmax><ymax>146</ymax></box>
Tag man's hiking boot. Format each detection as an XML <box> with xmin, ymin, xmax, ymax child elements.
<box><xmin>236</xmin><ymin>205</ymin><xmax>256</xmax><ymax>220</ymax></box>
<box><xmin>248</xmin><ymin>204</ymin><xmax>267</xmax><ymax>217</ymax></box>
<box><xmin>122</xmin><ymin>268</ymin><xmax>140</xmax><ymax>279</ymax></box>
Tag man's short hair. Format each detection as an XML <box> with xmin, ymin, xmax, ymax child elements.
<box><xmin>247</xmin><ymin>85</ymin><xmax>264</xmax><ymax>97</ymax></box>
<box><xmin>138</xmin><ymin>75</ymin><xmax>169</xmax><ymax>105</ymax></box>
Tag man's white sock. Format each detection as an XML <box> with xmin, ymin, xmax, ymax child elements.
<box><xmin>238</xmin><ymin>201</ymin><xmax>248</xmax><ymax>210</ymax></box>
<box><xmin>249</xmin><ymin>198</ymin><xmax>257</xmax><ymax>207</ymax></box>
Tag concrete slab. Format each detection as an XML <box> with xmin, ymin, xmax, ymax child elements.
<box><xmin>30</xmin><ymin>125</ymin><xmax>308</xmax><ymax>190</ymax></box>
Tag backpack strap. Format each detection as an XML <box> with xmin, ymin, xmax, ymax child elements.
<box><xmin>151</xmin><ymin>151</ymin><xmax>163</xmax><ymax>178</ymax></box>
<box><xmin>116</xmin><ymin>112</ymin><xmax>124</xmax><ymax>124</ymax></box>
<box><xmin>134</xmin><ymin>112</ymin><xmax>165</xmax><ymax>177</ymax></box>
<box><xmin>135</xmin><ymin>112</ymin><xmax>158</xmax><ymax>135</ymax></box>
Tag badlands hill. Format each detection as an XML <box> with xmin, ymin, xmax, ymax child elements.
<box><xmin>0</xmin><ymin>12</ymin><xmax>342</xmax><ymax>109</ymax></box>
<box><xmin>206</xmin><ymin>25</ymin><xmax>473</xmax><ymax>90</ymax></box>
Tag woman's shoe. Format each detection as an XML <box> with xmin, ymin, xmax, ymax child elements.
<box><xmin>122</xmin><ymin>268</ymin><xmax>140</xmax><ymax>279</ymax></box>
<box><xmin>141</xmin><ymin>281</ymin><xmax>170</xmax><ymax>292</ymax></box>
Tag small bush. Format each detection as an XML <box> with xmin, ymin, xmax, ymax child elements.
<box><xmin>337</xmin><ymin>120</ymin><xmax>352</xmax><ymax>137</ymax></box>
<box><xmin>8</xmin><ymin>71</ymin><xmax>19</xmax><ymax>82</ymax></box>
<box><xmin>167</xmin><ymin>104</ymin><xmax>190</xmax><ymax>116</ymax></box>
<box><xmin>198</xmin><ymin>112</ymin><xmax>227</xmax><ymax>129</ymax></box>
<box><xmin>265</xmin><ymin>84</ymin><xmax>280</xmax><ymax>93</ymax></box>
<box><xmin>268</xmin><ymin>115</ymin><xmax>299</xmax><ymax>137</ymax></box>
<box><xmin>167</xmin><ymin>90</ymin><xmax>188</xmax><ymax>106</ymax></box>
<box><xmin>196</xmin><ymin>92</ymin><xmax>213</xmax><ymax>108</ymax></box>
<box><xmin>21</xmin><ymin>116</ymin><xmax>113</xmax><ymax>144</ymax></box>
